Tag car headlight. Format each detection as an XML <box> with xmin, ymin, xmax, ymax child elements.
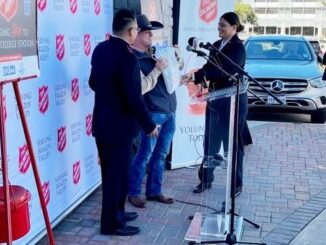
<box><xmin>309</xmin><ymin>77</ymin><xmax>326</xmax><ymax>88</ymax></box>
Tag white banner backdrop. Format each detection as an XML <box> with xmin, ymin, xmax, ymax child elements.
<box><xmin>171</xmin><ymin>0</ymin><xmax>235</xmax><ymax>169</ymax></box>
<box><xmin>3</xmin><ymin>1</ymin><xmax>113</xmax><ymax>244</ymax></box>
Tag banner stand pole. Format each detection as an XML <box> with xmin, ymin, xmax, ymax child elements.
<box><xmin>0</xmin><ymin>81</ymin><xmax>13</xmax><ymax>245</ymax></box>
<box><xmin>0</xmin><ymin>77</ymin><xmax>55</xmax><ymax>245</ymax></box>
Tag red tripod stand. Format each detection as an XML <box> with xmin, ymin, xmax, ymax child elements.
<box><xmin>0</xmin><ymin>77</ymin><xmax>55</xmax><ymax>245</ymax></box>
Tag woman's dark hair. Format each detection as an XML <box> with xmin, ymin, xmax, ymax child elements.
<box><xmin>220</xmin><ymin>12</ymin><xmax>244</xmax><ymax>33</ymax></box>
<box><xmin>112</xmin><ymin>9</ymin><xmax>136</xmax><ymax>34</ymax></box>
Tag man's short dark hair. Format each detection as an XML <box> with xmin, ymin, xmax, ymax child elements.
<box><xmin>112</xmin><ymin>9</ymin><xmax>136</xmax><ymax>35</ymax></box>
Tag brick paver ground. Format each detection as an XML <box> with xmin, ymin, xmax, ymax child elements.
<box><xmin>37</xmin><ymin>122</ymin><xmax>326</xmax><ymax>245</ymax></box>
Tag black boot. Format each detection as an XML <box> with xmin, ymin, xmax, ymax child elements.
<box><xmin>193</xmin><ymin>183</ymin><xmax>212</xmax><ymax>193</ymax></box>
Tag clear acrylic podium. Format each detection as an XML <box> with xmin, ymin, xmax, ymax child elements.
<box><xmin>184</xmin><ymin>81</ymin><xmax>248</xmax><ymax>244</ymax></box>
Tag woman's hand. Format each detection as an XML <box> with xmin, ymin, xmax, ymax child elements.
<box><xmin>180</xmin><ymin>73</ymin><xmax>193</xmax><ymax>85</ymax></box>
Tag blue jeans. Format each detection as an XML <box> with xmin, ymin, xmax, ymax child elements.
<box><xmin>129</xmin><ymin>112</ymin><xmax>176</xmax><ymax>197</ymax></box>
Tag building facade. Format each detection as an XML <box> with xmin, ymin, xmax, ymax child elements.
<box><xmin>242</xmin><ymin>0</ymin><xmax>326</xmax><ymax>40</ymax></box>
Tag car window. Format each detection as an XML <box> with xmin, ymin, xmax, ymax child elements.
<box><xmin>246</xmin><ymin>40</ymin><xmax>313</xmax><ymax>61</ymax></box>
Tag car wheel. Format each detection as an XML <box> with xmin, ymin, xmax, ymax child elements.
<box><xmin>311</xmin><ymin>111</ymin><xmax>326</xmax><ymax>124</ymax></box>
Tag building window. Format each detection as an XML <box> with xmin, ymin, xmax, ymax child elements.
<box><xmin>254</xmin><ymin>26</ymin><xmax>264</xmax><ymax>35</ymax></box>
<box><xmin>293</xmin><ymin>0</ymin><xmax>303</xmax><ymax>2</ymax></box>
<box><xmin>322</xmin><ymin>28</ymin><xmax>326</xmax><ymax>38</ymax></box>
<box><xmin>255</xmin><ymin>8</ymin><xmax>266</xmax><ymax>14</ymax></box>
<box><xmin>290</xmin><ymin>27</ymin><xmax>302</xmax><ymax>35</ymax></box>
<box><xmin>292</xmin><ymin>8</ymin><xmax>303</xmax><ymax>14</ymax></box>
<box><xmin>304</xmin><ymin>8</ymin><xmax>315</xmax><ymax>14</ymax></box>
<box><xmin>278</xmin><ymin>27</ymin><xmax>281</xmax><ymax>34</ymax></box>
<box><xmin>267</xmin><ymin>8</ymin><xmax>278</xmax><ymax>14</ymax></box>
<box><xmin>303</xmin><ymin>27</ymin><xmax>314</xmax><ymax>36</ymax></box>
<box><xmin>255</xmin><ymin>0</ymin><xmax>267</xmax><ymax>2</ymax></box>
<box><xmin>285</xmin><ymin>28</ymin><xmax>289</xmax><ymax>35</ymax></box>
<box><xmin>266</xmin><ymin>26</ymin><xmax>277</xmax><ymax>34</ymax></box>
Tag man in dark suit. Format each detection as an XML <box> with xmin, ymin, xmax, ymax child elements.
<box><xmin>89</xmin><ymin>9</ymin><xmax>158</xmax><ymax>236</ymax></box>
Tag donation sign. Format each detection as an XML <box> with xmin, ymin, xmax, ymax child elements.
<box><xmin>0</xmin><ymin>0</ymin><xmax>39</xmax><ymax>81</ymax></box>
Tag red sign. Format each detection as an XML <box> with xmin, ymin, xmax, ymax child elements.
<box><xmin>56</xmin><ymin>35</ymin><xmax>65</xmax><ymax>61</ymax></box>
<box><xmin>38</xmin><ymin>85</ymin><xmax>49</xmax><ymax>114</ymax></box>
<box><xmin>73</xmin><ymin>161</ymin><xmax>81</xmax><ymax>184</ymax></box>
<box><xmin>94</xmin><ymin>0</ymin><xmax>101</xmax><ymax>15</ymax></box>
<box><xmin>199</xmin><ymin>0</ymin><xmax>218</xmax><ymax>24</ymax></box>
<box><xmin>37</xmin><ymin>0</ymin><xmax>47</xmax><ymax>12</ymax></box>
<box><xmin>70</xmin><ymin>0</ymin><xmax>77</xmax><ymax>14</ymax></box>
<box><xmin>86</xmin><ymin>114</ymin><xmax>92</xmax><ymax>136</ymax></box>
<box><xmin>42</xmin><ymin>182</ymin><xmax>50</xmax><ymax>206</ymax></box>
<box><xmin>84</xmin><ymin>34</ymin><xmax>91</xmax><ymax>56</ymax></box>
<box><xmin>71</xmin><ymin>78</ymin><xmax>79</xmax><ymax>102</ymax></box>
<box><xmin>18</xmin><ymin>144</ymin><xmax>31</xmax><ymax>174</ymax></box>
<box><xmin>57</xmin><ymin>127</ymin><xmax>66</xmax><ymax>152</ymax></box>
<box><xmin>0</xmin><ymin>0</ymin><xmax>18</xmax><ymax>22</ymax></box>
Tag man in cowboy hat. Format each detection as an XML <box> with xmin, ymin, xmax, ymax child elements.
<box><xmin>128</xmin><ymin>14</ymin><xmax>183</xmax><ymax>208</ymax></box>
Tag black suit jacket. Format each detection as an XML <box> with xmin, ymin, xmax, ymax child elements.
<box><xmin>89</xmin><ymin>36</ymin><xmax>155</xmax><ymax>143</ymax></box>
<box><xmin>194</xmin><ymin>34</ymin><xmax>246</xmax><ymax>90</ymax></box>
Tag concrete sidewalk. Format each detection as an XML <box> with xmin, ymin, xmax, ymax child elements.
<box><xmin>37</xmin><ymin>122</ymin><xmax>326</xmax><ymax>245</ymax></box>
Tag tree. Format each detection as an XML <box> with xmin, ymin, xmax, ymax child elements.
<box><xmin>319</xmin><ymin>0</ymin><xmax>326</xmax><ymax>6</ymax></box>
<box><xmin>235</xmin><ymin>0</ymin><xmax>258</xmax><ymax>25</ymax></box>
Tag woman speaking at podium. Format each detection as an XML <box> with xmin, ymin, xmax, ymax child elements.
<box><xmin>183</xmin><ymin>12</ymin><xmax>248</xmax><ymax>196</ymax></box>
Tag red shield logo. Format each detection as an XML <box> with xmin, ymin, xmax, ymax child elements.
<box><xmin>94</xmin><ymin>0</ymin><xmax>100</xmax><ymax>15</ymax></box>
<box><xmin>84</xmin><ymin>34</ymin><xmax>91</xmax><ymax>56</ymax></box>
<box><xmin>70</xmin><ymin>0</ymin><xmax>77</xmax><ymax>14</ymax></box>
<box><xmin>105</xmin><ymin>33</ymin><xmax>110</xmax><ymax>40</ymax></box>
<box><xmin>42</xmin><ymin>182</ymin><xmax>50</xmax><ymax>206</ymax></box>
<box><xmin>56</xmin><ymin>35</ymin><xmax>65</xmax><ymax>61</ymax></box>
<box><xmin>71</xmin><ymin>78</ymin><xmax>79</xmax><ymax>102</ymax></box>
<box><xmin>38</xmin><ymin>86</ymin><xmax>49</xmax><ymax>114</ymax></box>
<box><xmin>37</xmin><ymin>0</ymin><xmax>47</xmax><ymax>12</ymax></box>
<box><xmin>73</xmin><ymin>161</ymin><xmax>81</xmax><ymax>184</ymax></box>
<box><xmin>2</xmin><ymin>96</ymin><xmax>7</xmax><ymax>121</ymax></box>
<box><xmin>0</xmin><ymin>0</ymin><xmax>18</xmax><ymax>22</ymax></box>
<box><xmin>57</xmin><ymin>127</ymin><xmax>66</xmax><ymax>152</ymax></box>
<box><xmin>18</xmin><ymin>144</ymin><xmax>31</xmax><ymax>174</ymax></box>
<box><xmin>86</xmin><ymin>114</ymin><xmax>92</xmax><ymax>136</ymax></box>
<box><xmin>199</xmin><ymin>0</ymin><xmax>218</xmax><ymax>24</ymax></box>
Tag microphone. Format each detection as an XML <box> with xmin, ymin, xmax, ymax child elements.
<box><xmin>186</xmin><ymin>45</ymin><xmax>206</xmax><ymax>57</ymax></box>
<box><xmin>199</xmin><ymin>41</ymin><xmax>212</xmax><ymax>50</ymax></box>
<box><xmin>188</xmin><ymin>37</ymin><xmax>198</xmax><ymax>48</ymax></box>
<box><xmin>188</xmin><ymin>37</ymin><xmax>214</xmax><ymax>51</ymax></box>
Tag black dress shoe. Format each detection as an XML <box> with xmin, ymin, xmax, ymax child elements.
<box><xmin>124</xmin><ymin>212</ymin><xmax>138</xmax><ymax>222</ymax></box>
<box><xmin>192</xmin><ymin>183</ymin><xmax>212</xmax><ymax>193</ymax></box>
<box><xmin>102</xmin><ymin>225</ymin><xmax>140</xmax><ymax>236</ymax></box>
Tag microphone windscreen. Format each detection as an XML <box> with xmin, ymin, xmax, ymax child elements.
<box><xmin>188</xmin><ymin>37</ymin><xmax>196</xmax><ymax>46</ymax></box>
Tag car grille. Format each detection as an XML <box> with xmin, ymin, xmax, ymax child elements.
<box><xmin>249</xmin><ymin>78</ymin><xmax>308</xmax><ymax>94</ymax></box>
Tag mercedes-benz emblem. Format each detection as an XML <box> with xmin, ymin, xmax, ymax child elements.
<box><xmin>271</xmin><ymin>80</ymin><xmax>284</xmax><ymax>93</ymax></box>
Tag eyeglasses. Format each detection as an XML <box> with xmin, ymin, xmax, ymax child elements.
<box><xmin>130</xmin><ymin>27</ymin><xmax>141</xmax><ymax>33</ymax></box>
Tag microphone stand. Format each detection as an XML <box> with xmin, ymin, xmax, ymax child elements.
<box><xmin>187</xmin><ymin>51</ymin><xmax>267</xmax><ymax>245</ymax></box>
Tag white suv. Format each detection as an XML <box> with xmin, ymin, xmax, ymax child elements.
<box><xmin>244</xmin><ymin>35</ymin><xmax>326</xmax><ymax>123</ymax></box>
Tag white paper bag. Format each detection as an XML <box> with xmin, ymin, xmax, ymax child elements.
<box><xmin>154</xmin><ymin>44</ymin><xmax>181</xmax><ymax>94</ymax></box>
